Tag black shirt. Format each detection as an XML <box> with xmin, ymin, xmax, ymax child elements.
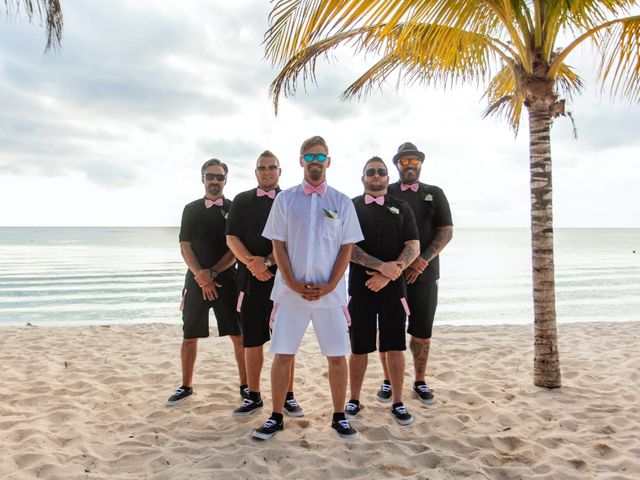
<box><xmin>179</xmin><ymin>197</ymin><xmax>234</xmax><ymax>282</ymax></box>
<box><xmin>388</xmin><ymin>182</ymin><xmax>453</xmax><ymax>283</ymax></box>
<box><xmin>225</xmin><ymin>188</ymin><xmax>280</xmax><ymax>296</ymax></box>
<box><xmin>349</xmin><ymin>194</ymin><xmax>419</xmax><ymax>299</ymax></box>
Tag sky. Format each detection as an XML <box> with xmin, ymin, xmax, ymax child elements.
<box><xmin>1</xmin><ymin>0</ymin><xmax>639</xmax><ymax>228</ymax></box>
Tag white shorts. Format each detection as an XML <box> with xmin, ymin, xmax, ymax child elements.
<box><xmin>269</xmin><ymin>304</ymin><xmax>351</xmax><ymax>356</ymax></box>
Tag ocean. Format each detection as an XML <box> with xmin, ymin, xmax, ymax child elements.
<box><xmin>0</xmin><ymin>227</ymin><xmax>638</xmax><ymax>327</ymax></box>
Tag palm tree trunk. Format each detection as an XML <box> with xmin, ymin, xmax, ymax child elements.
<box><xmin>528</xmin><ymin>107</ymin><xmax>561</xmax><ymax>388</ymax></box>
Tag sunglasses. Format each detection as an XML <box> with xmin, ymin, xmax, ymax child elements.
<box><xmin>256</xmin><ymin>165</ymin><xmax>279</xmax><ymax>172</ymax></box>
<box><xmin>204</xmin><ymin>173</ymin><xmax>226</xmax><ymax>181</ymax></box>
<box><xmin>302</xmin><ymin>153</ymin><xmax>328</xmax><ymax>163</ymax></box>
<box><xmin>398</xmin><ymin>157</ymin><xmax>421</xmax><ymax>166</ymax></box>
<box><xmin>365</xmin><ymin>168</ymin><xmax>388</xmax><ymax>177</ymax></box>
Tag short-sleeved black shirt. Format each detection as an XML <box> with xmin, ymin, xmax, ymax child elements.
<box><xmin>179</xmin><ymin>197</ymin><xmax>232</xmax><ymax>271</ymax></box>
<box><xmin>388</xmin><ymin>182</ymin><xmax>453</xmax><ymax>283</ymax></box>
<box><xmin>349</xmin><ymin>194</ymin><xmax>419</xmax><ymax>299</ymax></box>
<box><xmin>225</xmin><ymin>188</ymin><xmax>280</xmax><ymax>296</ymax></box>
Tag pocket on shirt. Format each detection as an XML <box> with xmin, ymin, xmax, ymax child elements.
<box><xmin>323</xmin><ymin>216</ymin><xmax>339</xmax><ymax>239</ymax></box>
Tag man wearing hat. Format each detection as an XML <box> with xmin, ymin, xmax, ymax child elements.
<box><xmin>376</xmin><ymin>142</ymin><xmax>453</xmax><ymax>406</ymax></box>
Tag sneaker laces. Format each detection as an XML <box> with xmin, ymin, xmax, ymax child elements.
<box><xmin>174</xmin><ymin>387</ymin><xmax>186</xmax><ymax>395</ymax></box>
<box><xmin>380</xmin><ymin>383</ymin><xmax>392</xmax><ymax>393</ymax></box>
<box><xmin>336</xmin><ymin>419</ymin><xmax>351</xmax><ymax>429</ymax></box>
<box><xmin>240</xmin><ymin>398</ymin><xmax>254</xmax><ymax>408</ymax></box>
<box><xmin>346</xmin><ymin>402</ymin><xmax>358</xmax><ymax>411</ymax></box>
<box><xmin>416</xmin><ymin>384</ymin><xmax>431</xmax><ymax>393</ymax></box>
<box><xmin>394</xmin><ymin>404</ymin><xmax>408</xmax><ymax>415</ymax></box>
<box><xmin>285</xmin><ymin>398</ymin><xmax>299</xmax><ymax>408</ymax></box>
<box><xmin>262</xmin><ymin>419</ymin><xmax>278</xmax><ymax>429</ymax></box>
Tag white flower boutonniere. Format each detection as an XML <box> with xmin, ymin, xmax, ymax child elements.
<box><xmin>220</xmin><ymin>210</ymin><xmax>229</xmax><ymax>220</ymax></box>
<box><xmin>424</xmin><ymin>194</ymin><xmax>434</xmax><ymax>202</ymax></box>
<box><xmin>387</xmin><ymin>206</ymin><xmax>399</xmax><ymax>215</ymax></box>
<box><xmin>323</xmin><ymin>208</ymin><xmax>339</xmax><ymax>219</ymax></box>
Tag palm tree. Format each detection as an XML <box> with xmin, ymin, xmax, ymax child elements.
<box><xmin>264</xmin><ymin>0</ymin><xmax>640</xmax><ymax>388</ymax></box>
<box><xmin>2</xmin><ymin>0</ymin><xmax>63</xmax><ymax>50</ymax></box>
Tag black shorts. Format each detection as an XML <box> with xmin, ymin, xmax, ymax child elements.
<box><xmin>181</xmin><ymin>273</ymin><xmax>241</xmax><ymax>340</ymax></box>
<box><xmin>348</xmin><ymin>295</ymin><xmax>408</xmax><ymax>354</ymax></box>
<box><xmin>406</xmin><ymin>280</ymin><xmax>438</xmax><ymax>339</ymax></box>
<box><xmin>237</xmin><ymin>292</ymin><xmax>273</xmax><ymax>348</ymax></box>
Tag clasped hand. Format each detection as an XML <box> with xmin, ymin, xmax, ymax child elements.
<box><xmin>246</xmin><ymin>255</ymin><xmax>274</xmax><ymax>282</ymax></box>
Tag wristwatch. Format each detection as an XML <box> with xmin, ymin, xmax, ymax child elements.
<box><xmin>209</xmin><ymin>268</ymin><xmax>218</xmax><ymax>279</ymax></box>
<box><xmin>264</xmin><ymin>257</ymin><xmax>274</xmax><ymax>268</ymax></box>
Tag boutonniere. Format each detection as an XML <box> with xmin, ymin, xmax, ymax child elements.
<box><xmin>220</xmin><ymin>210</ymin><xmax>228</xmax><ymax>220</ymax></box>
<box><xmin>323</xmin><ymin>208</ymin><xmax>338</xmax><ymax>219</ymax></box>
<box><xmin>424</xmin><ymin>194</ymin><xmax>433</xmax><ymax>202</ymax></box>
<box><xmin>387</xmin><ymin>206</ymin><xmax>399</xmax><ymax>215</ymax></box>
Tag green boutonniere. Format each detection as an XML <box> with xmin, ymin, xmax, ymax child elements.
<box><xmin>220</xmin><ymin>210</ymin><xmax>228</xmax><ymax>220</ymax></box>
<box><xmin>387</xmin><ymin>206</ymin><xmax>399</xmax><ymax>215</ymax></box>
<box><xmin>323</xmin><ymin>208</ymin><xmax>338</xmax><ymax>219</ymax></box>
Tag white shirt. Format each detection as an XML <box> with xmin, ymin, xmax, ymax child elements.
<box><xmin>263</xmin><ymin>181</ymin><xmax>364</xmax><ymax>307</ymax></box>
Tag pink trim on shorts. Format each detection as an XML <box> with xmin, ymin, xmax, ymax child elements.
<box><xmin>341</xmin><ymin>305</ymin><xmax>351</xmax><ymax>326</ymax></box>
<box><xmin>400</xmin><ymin>297</ymin><xmax>411</xmax><ymax>316</ymax></box>
<box><xmin>269</xmin><ymin>302</ymin><xmax>280</xmax><ymax>329</ymax></box>
<box><xmin>236</xmin><ymin>291</ymin><xmax>245</xmax><ymax>313</ymax></box>
<box><xmin>179</xmin><ymin>288</ymin><xmax>187</xmax><ymax>311</ymax></box>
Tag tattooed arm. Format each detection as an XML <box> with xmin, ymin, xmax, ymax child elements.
<box><xmin>420</xmin><ymin>226</ymin><xmax>453</xmax><ymax>263</ymax></box>
<box><xmin>352</xmin><ymin>245</ymin><xmax>402</xmax><ymax>280</ymax></box>
<box><xmin>406</xmin><ymin>226</ymin><xmax>453</xmax><ymax>284</ymax></box>
<box><xmin>396</xmin><ymin>239</ymin><xmax>420</xmax><ymax>269</ymax></box>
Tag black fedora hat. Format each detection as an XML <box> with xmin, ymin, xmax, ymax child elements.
<box><xmin>392</xmin><ymin>142</ymin><xmax>425</xmax><ymax>164</ymax></box>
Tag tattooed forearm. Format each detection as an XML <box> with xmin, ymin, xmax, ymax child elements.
<box><xmin>351</xmin><ymin>245</ymin><xmax>383</xmax><ymax>270</ymax></box>
<box><xmin>397</xmin><ymin>240</ymin><xmax>420</xmax><ymax>269</ymax></box>
<box><xmin>410</xmin><ymin>338</ymin><xmax>431</xmax><ymax>373</ymax></box>
<box><xmin>421</xmin><ymin>226</ymin><xmax>453</xmax><ymax>262</ymax></box>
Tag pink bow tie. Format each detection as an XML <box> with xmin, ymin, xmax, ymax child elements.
<box><xmin>257</xmin><ymin>188</ymin><xmax>276</xmax><ymax>199</ymax></box>
<box><xmin>364</xmin><ymin>194</ymin><xmax>385</xmax><ymax>206</ymax></box>
<box><xmin>400</xmin><ymin>183</ymin><xmax>419</xmax><ymax>192</ymax></box>
<box><xmin>205</xmin><ymin>198</ymin><xmax>223</xmax><ymax>208</ymax></box>
<box><xmin>303</xmin><ymin>183</ymin><xmax>326</xmax><ymax>196</ymax></box>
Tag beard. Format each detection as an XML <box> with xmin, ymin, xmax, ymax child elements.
<box><xmin>400</xmin><ymin>168</ymin><xmax>419</xmax><ymax>183</ymax></box>
<box><xmin>207</xmin><ymin>184</ymin><xmax>222</xmax><ymax>196</ymax></box>
<box><xmin>366</xmin><ymin>182</ymin><xmax>387</xmax><ymax>192</ymax></box>
<box><xmin>308</xmin><ymin>166</ymin><xmax>323</xmax><ymax>182</ymax></box>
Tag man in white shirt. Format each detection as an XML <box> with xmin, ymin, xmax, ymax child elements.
<box><xmin>252</xmin><ymin>136</ymin><xmax>364</xmax><ymax>441</ymax></box>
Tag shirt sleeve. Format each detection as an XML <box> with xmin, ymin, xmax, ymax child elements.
<box><xmin>262</xmin><ymin>192</ymin><xmax>287</xmax><ymax>241</ymax></box>
<box><xmin>402</xmin><ymin>203</ymin><xmax>419</xmax><ymax>242</ymax></box>
<box><xmin>339</xmin><ymin>196</ymin><xmax>364</xmax><ymax>245</ymax></box>
<box><xmin>433</xmin><ymin>187</ymin><xmax>453</xmax><ymax>228</ymax></box>
<box><xmin>178</xmin><ymin>204</ymin><xmax>195</xmax><ymax>242</ymax></box>
<box><xmin>225</xmin><ymin>194</ymin><xmax>244</xmax><ymax>236</ymax></box>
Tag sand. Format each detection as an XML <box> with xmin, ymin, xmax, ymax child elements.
<box><xmin>1</xmin><ymin>321</ymin><xmax>639</xmax><ymax>479</ymax></box>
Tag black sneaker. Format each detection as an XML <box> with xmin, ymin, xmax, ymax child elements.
<box><xmin>391</xmin><ymin>403</ymin><xmax>414</xmax><ymax>426</ymax></box>
<box><xmin>331</xmin><ymin>418</ymin><xmax>358</xmax><ymax>439</ymax></box>
<box><xmin>240</xmin><ymin>385</ymin><xmax>250</xmax><ymax>400</ymax></box>
<box><xmin>283</xmin><ymin>397</ymin><xmax>304</xmax><ymax>417</ymax></box>
<box><xmin>252</xmin><ymin>418</ymin><xmax>283</xmax><ymax>440</ymax></box>
<box><xmin>345</xmin><ymin>401</ymin><xmax>361</xmax><ymax>419</ymax></box>
<box><xmin>414</xmin><ymin>382</ymin><xmax>436</xmax><ymax>405</ymax></box>
<box><xmin>165</xmin><ymin>386</ymin><xmax>193</xmax><ymax>406</ymax></box>
<box><xmin>232</xmin><ymin>398</ymin><xmax>263</xmax><ymax>417</ymax></box>
<box><xmin>376</xmin><ymin>381</ymin><xmax>392</xmax><ymax>403</ymax></box>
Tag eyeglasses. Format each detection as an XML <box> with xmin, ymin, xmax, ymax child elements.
<box><xmin>302</xmin><ymin>153</ymin><xmax>328</xmax><ymax>163</ymax></box>
<box><xmin>204</xmin><ymin>173</ymin><xmax>226</xmax><ymax>181</ymax></box>
<box><xmin>256</xmin><ymin>165</ymin><xmax>279</xmax><ymax>172</ymax></box>
<box><xmin>365</xmin><ymin>168</ymin><xmax>388</xmax><ymax>177</ymax></box>
<box><xmin>398</xmin><ymin>157</ymin><xmax>421</xmax><ymax>166</ymax></box>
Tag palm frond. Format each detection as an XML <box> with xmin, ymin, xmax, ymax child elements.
<box><xmin>481</xmin><ymin>65</ymin><xmax>524</xmax><ymax>133</ymax></box>
<box><xmin>595</xmin><ymin>15</ymin><xmax>640</xmax><ymax>101</ymax></box>
<box><xmin>2</xmin><ymin>0</ymin><xmax>63</xmax><ymax>50</ymax></box>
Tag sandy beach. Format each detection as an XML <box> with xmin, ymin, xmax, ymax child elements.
<box><xmin>1</xmin><ymin>321</ymin><xmax>639</xmax><ymax>479</ymax></box>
